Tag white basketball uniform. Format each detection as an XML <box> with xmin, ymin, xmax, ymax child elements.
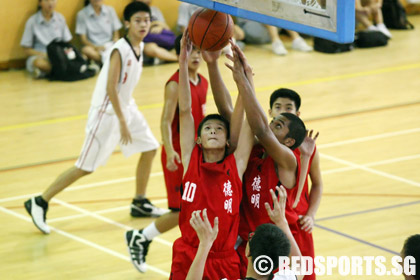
<box><xmin>75</xmin><ymin>37</ymin><xmax>159</xmax><ymax>172</ymax></box>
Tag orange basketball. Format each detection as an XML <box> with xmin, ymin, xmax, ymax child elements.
<box><xmin>188</xmin><ymin>8</ymin><xmax>234</xmax><ymax>51</ymax></box>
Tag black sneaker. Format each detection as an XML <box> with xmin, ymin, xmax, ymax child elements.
<box><xmin>126</xmin><ymin>229</ymin><xmax>151</xmax><ymax>273</ymax></box>
<box><xmin>24</xmin><ymin>196</ymin><xmax>50</xmax><ymax>234</ymax></box>
<box><xmin>130</xmin><ymin>198</ymin><xmax>169</xmax><ymax>217</ymax></box>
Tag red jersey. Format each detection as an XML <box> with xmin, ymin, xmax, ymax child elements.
<box><xmin>239</xmin><ymin>145</ymin><xmax>301</xmax><ymax>241</ymax></box>
<box><xmin>178</xmin><ymin>145</ymin><xmax>242</xmax><ymax>250</ymax></box>
<box><xmin>171</xmin><ymin>145</ymin><xmax>242</xmax><ymax>279</ymax></box>
<box><xmin>165</xmin><ymin>70</ymin><xmax>208</xmax><ymax>152</ymax></box>
<box><xmin>293</xmin><ymin>146</ymin><xmax>317</xmax><ymax>216</ymax></box>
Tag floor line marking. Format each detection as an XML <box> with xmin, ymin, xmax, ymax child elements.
<box><xmin>320</xmin><ymin>153</ymin><xmax>420</xmax><ymax>188</ymax></box>
<box><xmin>52</xmin><ymin>198</ymin><xmax>172</xmax><ymax>248</ymax></box>
<box><xmin>317</xmin><ymin>200</ymin><xmax>420</xmax><ymax>222</ymax></box>
<box><xmin>322</xmin><ymin>153</ymin><xmax>420</xmax><ymax>175</ymax></box>
<box><xmin>0</xmin><ymin>205</ymin><xmax>170</xmax><ymax>277</ymax></box>
<box><xmin>318</xmin><ymin>128</ymin><xmax>420</xmax><ymax>149</ymax></box>
<box><xmin>314</xmin><ymin>223</ymin><xmax>399</xmax><ymax>255</ymax></box>
<box><xmin>2</xmin><ymin>63</ymin><xmax>419</xmax><ymax>132</ymax></box>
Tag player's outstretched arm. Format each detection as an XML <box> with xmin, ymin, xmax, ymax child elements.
<box><xmin>293</xmin><ymin>130</ymin><xmax>319</xmax><ymax>209</ymax></box>
<box><xmin>301</xmin><ymin>149</ymin><xmax>323</xmax><ymax>233</ymax></box>
<box><xmin>161</xmin><ymin>81</ymin><xmax>181</xmax><ymax>171</ymax></box>
<box><xmin>178</xmin><ymin>30</ymin><xmax>196</xmax><ymax>172</ymax></box>
<box><xmin>186</xmin><ymin>209</ymin><xmax>219</xmax><ymax>280</ymax></box>
<box><xmin>106</xmin><ymin>49</ymin><xmax>132</xmax><ymax>145</ymax></box>
<box><xmin>265</xmin><ymin>186</ymin><xmax>304</xmax><ymax>280</ymax></box>
<box><xmin>202</xmin><ymin>50</ymin><xmax>233</xmax><ymax>121</ymax></box>
<box><xmin>226</xmin><ymin>43</ymin><xmax>296</xmax><ymax>173</ymax></box>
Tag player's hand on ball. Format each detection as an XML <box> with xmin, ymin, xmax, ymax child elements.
<box><xmin>202</xmin><ymin>49</ymin><xmax>222</xmax><ymax>64</ymax></box>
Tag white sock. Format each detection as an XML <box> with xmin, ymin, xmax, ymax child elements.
<box><xmin>142</xmin><ymin>222</ymin><xmax>161</xmax><ymax>240</ymax></box>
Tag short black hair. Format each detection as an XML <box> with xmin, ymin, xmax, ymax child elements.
<box><xmin>403</xmin><ymin>234</ymin><xmax>420</xmax><ymax>280</ymax></box>
<box><xmin>269</xmin><ymin>88</ymin><xmax>301</xmax><ymax>111</ymax></box>
<box><xmin>281</xmin><ymin>112</ymin><xmax>306</xmax><ymax>150</ymax></box>
<box><xmin>197</xmin><ymin>114</ymin><xmax>230</xmax><ymax>140</ymax></box>
<box><xmin>175</xmin><ymin>34</ymin><xmax>182</xmax><ymax>55</ymax></box>
<box><xmin>84</xmin><ymin>0</ymin><xmax>90</xmax><ymax>6</ymax></box>
<box><xmin>123</xmin><ymin>1</ymin><xmax>151</xmax><ymax>22</ymax></box>
<box><xmin>249</xmin><ymin>224</ymin><xmax>291</xmax><ymax>275</ymax></box>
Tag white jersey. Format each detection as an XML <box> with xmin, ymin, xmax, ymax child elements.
<box><xmin>90</xmin><ymin>37</ymin><xmax>144</xmax><ymax>111</ymax></box>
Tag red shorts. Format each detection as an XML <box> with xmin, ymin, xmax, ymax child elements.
<box><xmin>170</xmin><ymin>238</ymin><xmax>241</xmax><ymax>280</ymax></box>
<box><xmin>236</xmin><ymin>238</ymin><xmax>248</xmax><ymax>279</ymax></box>
<box><xmin>293</xmin><ymin>223</ymin><xmax>316</xmax><ymax>280</ymax></box>
<box><xmin>161</xmin><ymin>147</ymin><xmax>183</xmax><ymax>210</ymax></box>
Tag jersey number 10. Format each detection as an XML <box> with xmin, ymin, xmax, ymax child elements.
<box><xmin>182</xmin><ymin>181</ymin><xmax>197</xmax><ymax>202</ymax></box>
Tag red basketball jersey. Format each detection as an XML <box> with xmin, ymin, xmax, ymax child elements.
<box><xmin>178</xmin><ymin>145</ymin><xmax>243</xmax><ymax>251</ymax></box>
<box><xmin>239</xmin><ymin>145</ymin><xmax>301</xmax><ymax>241</ymax></box>
<box><xmin>165</xmin><ymin>70</ymin><xmax>208</xmax><ymax>152</ymax></box>
<box><xmin>293</xmin><ymin>146</ymin><xmax>317</xmax><ymax>216</ymax></box>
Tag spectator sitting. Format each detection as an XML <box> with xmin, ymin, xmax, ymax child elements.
<box><xmin>356</xmin><ymin>0</ymin><xmax>392</xmax><ymax>38</ymax></box>
<box><xmin>76</xmin><ymin>0</ymin><xmax>122</xmax><ymax>66</ymax></box>
<box><xmin>134</xmin><ymin>0</ymin><xmax>178</xmax><ymax>65</ymax></box>
<box><xmin>20</xmin><ymin>0</ymin><xmax>72</xmax><ymax>79</ymax></box>
<box><xmin>236</xmin><ymin>18</ymin><xmax>313</xmax><ymax>56</ymax></box>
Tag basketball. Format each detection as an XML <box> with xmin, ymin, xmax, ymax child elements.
<box><xmin>188</xmin><ymin>8</ymin><xmax>234</xmax><ymax>51</ymax></box>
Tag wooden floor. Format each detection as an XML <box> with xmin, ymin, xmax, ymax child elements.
<box><xmin>1</xmin><ymin>16</ymin><xmax>420</xmax><ymax>280</ymax></box>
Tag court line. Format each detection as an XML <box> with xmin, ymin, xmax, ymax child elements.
<box><xmin>314</xmin><ymin>223</ymin><xmax>399</xmax><ymax>255</ymax></box>
<box><xmin>1</xmin><ymin>62</ymin><xmax>420</xmax><ymax>133</ymax></box>
<box><xmin>316</xmin><ymin>200</ymin><xmax>420</xmax><ymax>222</ymax></box>
<box><xmin>52</xmin><ymin>198</ymin><xmax>173</xmax><ymax>247</ymax></box>
<box><xmin>320</xmin><ymin>153</ymin><xmax>420</xmax><ymax>188</ymax></box>
<box><xmin>1</xmin><ymin>123</ymin><xmax>419</xmax><ymax>173</ymax></box>
<box><xmin>318</xmin><ymin>127</ymin><xmax>420</xmax><ymax>149</ymax></box>
<box><xmin>0</xmin><ymin>172</ymin><xmax>162</xmax><ymax>203</ymax></box>
<box><xmin>0</xmin><ymin>205</ymin><xmax>170</xmax><ymax>277</ymax></box>
<box><xmin>2</xmin><ymin>150</ymin><xmax>420</xmax><ymax>204</ymax></box>
<box><xmin>322</xmin><ymin>153</ymin><xmax>420</xmax><ymax>175</ymax></box>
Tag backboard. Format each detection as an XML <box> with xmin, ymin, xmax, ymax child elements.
<box><xmin>180</xmin><ymin>0</ymin><xmax>355</xmax><ymax>43</ymax></box>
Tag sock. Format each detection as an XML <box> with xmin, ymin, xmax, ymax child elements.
<box><xmin>135</xmin><ymin>194</ymin><xmax>146</xmax><ymax>201</ymax></box>
<box><xmin>142</xmin><ymin>222</ymin><xmax>161</xmax><ymax>240</ymax></box>
<box><xmin>367</xmin><ymin>25</ymin><xmax>378</xmax><ymax>31</ymax></box>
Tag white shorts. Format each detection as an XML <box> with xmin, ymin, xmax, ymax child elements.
<box><xmin>75</xmin><ymin>103</ymin><xmax>159</xmax><ymax>172</ymax></box>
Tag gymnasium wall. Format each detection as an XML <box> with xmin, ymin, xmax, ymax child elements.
<box><xmin>0</xmin><ymin>0</ymin><xmax>181</xmax><ymax>69</ymax></box>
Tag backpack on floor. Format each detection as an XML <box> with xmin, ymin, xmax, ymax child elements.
<box><xmin>313</xmin><ymin>37</ymin><xmax>354</xmax><ymax>54</ymax></box>
<box><xmin>47</xmin><ymin>41</ymin><xmax>96</xmax><ymax>82</ymax></box>
<box><xmin>355</xmin><ymin>31</ymin><xmax>389</xmax><ymax>48</ymax></box>
<box><xmin>381</xmin><ymin>0</ymin><xmax>414</xmax><ymax>30</ymax></box>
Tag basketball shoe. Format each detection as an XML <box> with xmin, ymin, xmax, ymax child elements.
<box><xmin>24</xmin><ymin>196</ymin><xmax>50</xmax><ymax>234</ymax></box>
<box><xmin>130</xmin><ymin>198</ymin><xmax>169</xmax><ymax>217</ymax></box>
<box><xmin>126</xmin><ymin>229</ymin><xmax>151</xmax><ymax>273</ymax></box>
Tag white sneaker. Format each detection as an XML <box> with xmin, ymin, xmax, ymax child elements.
<box><xmin>376</xmin><ymin>23</ymin><xmax>392</xmax><ymax>38</ymax></box>
<box><xmin>272</xmin><ymin>39</ymin><xmax>288</xmax><ymax>55</ymax></box>
<box><xmin>24</xmin><ymin>196</ymin><xmax>50</xmax><ymax>234</ymax></box>
<box><xmin>367</xmin><ymin>25</ymin><xmax>379</xmax><ymax>31</ymax></box>
<box><xmin>292</xmin><ymin>37</ymin><xmax>313</xmax><ymax>52</ymax></box>
<box><xmin>126</xmin><ymin>229</ymin><xmax>151</xmax><ymax>273</ymax></box>
<box><xmin>130</xmin><ymin>198</ymin><xmax>169</xmax><ymax>217</ymax></box>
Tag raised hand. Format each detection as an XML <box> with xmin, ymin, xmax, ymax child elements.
<box><xmin>190</xmin><ymin>208</ymin><xmax>219</xmax><ymax>247</ymax></box>
<box><xmin>202</xmin><ymin>49</ymin><xmax>222</xmax><ymax>64</ymax></box>
<box><xmin>299</xmin><ymin>130</ymin><xmax>319</xmax><ymax>157</ymax></box>
<box><xmin>179</xmin><ymin>29</ymin><xmax>193</xmax><ymax>64</ymax></box>
<box><xmin>264</xmin><ymin>186</ymin><xmax>288</xmax><ymax>227</ymax></box>
<box><xmin>292</xmin><ymin>130</ymin><xmax>319</xmax><ymax>208</ymax></box>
